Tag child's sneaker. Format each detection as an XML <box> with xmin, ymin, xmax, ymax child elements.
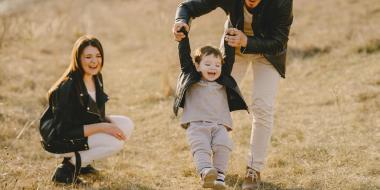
<box><xmin>213</xmin><ymin>171</ymin><xmax>227</xmax><ymax>190</ymax></box>
<box><xmin>200</xmin><ymin>167</ymin><xmax>218</xmax><ymax>188</ymax></box>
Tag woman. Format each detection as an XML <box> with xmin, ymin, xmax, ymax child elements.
<box><xmin>40</xmin><ymin>35</ymin><xmax>133</xmax><ymax>184</ymax></box>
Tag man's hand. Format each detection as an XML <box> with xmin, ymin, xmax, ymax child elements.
<box><xmin>172</xmin><ymin>22</ymin><xmax>190</xmax><ymax>41</ymax></box>
<box><xmin>225</xmin><ymin>28</ymin><xmax>248</xmax><ymax>48</ymax></box>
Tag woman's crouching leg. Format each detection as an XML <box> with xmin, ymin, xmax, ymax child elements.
<box><xmin>64</xmin><ymin>116</ymin><xmax>133</xmax><ymax>166</ymax></box>
<box><xmin>79</xmin><ymin>133</ymin><xmax>125</xmax><ymax>166</ymax></box>
<box><xmin>108</xmin><ymin>115</ymin><xmax>134</xmax><ymax>139</ymax></box>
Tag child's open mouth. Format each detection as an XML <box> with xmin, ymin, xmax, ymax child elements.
<box><xmin>207</xmin><ymin>71</ymin><xmax>216</xmax><ymax>77</ymax></box>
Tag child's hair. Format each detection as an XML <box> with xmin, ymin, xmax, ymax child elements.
<box><xmin>194</xmin><ymin>45</ymin><xmax>224</xmax><ymax>65</ymax></box>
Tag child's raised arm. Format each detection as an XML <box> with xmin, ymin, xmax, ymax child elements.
<box><xmin>222</xmin><ymin>31</ymin><xmax>236</xmax><ymax>76</ymax></box>
<box><xmin>178</xmin><ymin>27</ymin><xmax>196</xmax><ymax>74</ymax></box>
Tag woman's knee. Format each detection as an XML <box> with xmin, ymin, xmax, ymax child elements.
<box><xmin>119</xmin><ymin>116</ymin><xmax>134</xmax><ymax>129</ymax></box>
<box><xmin>89</xmin><ymin>133</ymin><xmax>124</xmax><ymax>152</ymax></box>
<box><xmin>109</xmin><ymin>115</ymin><xmax>134</xmax><ymax>138</ymax></box>
<box><xmin>107</xmin><ymin>137</ymin><xmax>125</xmax><ymax>153</ymax></box>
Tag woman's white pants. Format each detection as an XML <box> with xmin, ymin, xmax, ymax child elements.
<box><xmin>56</xmin><ymin>115</ymin><xmax>134</xmax><ymax>166</ymax></box>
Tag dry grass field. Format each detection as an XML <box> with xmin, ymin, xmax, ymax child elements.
<box><xmin>0</xmin><ymin>0</ymin><xmax>379</xmax><ymax>189</ymax></box>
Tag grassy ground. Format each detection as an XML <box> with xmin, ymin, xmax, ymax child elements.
<box><xmin>0</xmin><ymin>0</ymin><xmax>379</xmax><ymax>189</ymax></box>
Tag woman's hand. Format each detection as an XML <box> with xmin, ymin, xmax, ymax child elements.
<box><xmin>101</xmin><ymin>123</ymin><xmax>126</xmax><ymax>141</ymax></box>
<box><xmin>84</xmin><ymin>122</ymin><xmax>126</xmax><ymax>141</ymax></box>
<box><xmin>172</xmin><ymin>22</ymin><xmax>190</xmax><ymax>41</ymax></box>
<box><xmin>225</xmin><ymin>28</ymin><xmax>248</xmax><ymax>48</ymax></box>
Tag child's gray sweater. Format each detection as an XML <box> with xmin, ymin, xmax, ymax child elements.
<box><xmin>181</xmin><ymin>80</ymin><xmax>233</xmax><ymax>130</ymax></box>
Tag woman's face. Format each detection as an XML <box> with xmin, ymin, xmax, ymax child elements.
<box><xmin>80</xmin><ymin>45</ymin><xmax>102</xmax><ymax>77</ymax></box>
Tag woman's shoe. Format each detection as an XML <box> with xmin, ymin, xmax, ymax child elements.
<box><xmin>80</xmin><ymin>164</ymin><xmax>99</xmax><ymax>175</ymax></box>
<box><xmin>51</xmin><ymin>158</ymin><xmax>82</xmax><ymax>185</ymax></box>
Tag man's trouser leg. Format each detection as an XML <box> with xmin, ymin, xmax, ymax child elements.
<box><xmin>248</xmin><ymin>56</ymin><xmax>280</xmax><ymax>171</ymax></box>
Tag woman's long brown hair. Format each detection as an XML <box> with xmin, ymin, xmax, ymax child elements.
<box><xmin>47</xmin><ymin>35</ymin><xmax>104</xmax><ymax>101</ymax></box>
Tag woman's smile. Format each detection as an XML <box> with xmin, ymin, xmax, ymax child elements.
<box><xmin>80</xmin><ymin>45</ymin><xmax>103</xmax><ymax>77</ymax></box>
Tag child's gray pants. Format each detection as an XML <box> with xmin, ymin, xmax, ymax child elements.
<box><xmin>186</xmin><ymin>121</ymin><xmax>233</xmax><ymax>174</ymax></box>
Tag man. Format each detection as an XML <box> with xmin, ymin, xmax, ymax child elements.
<box><xmin>172</xmin><ymin>0</ymin><xmax>293</xmax><ymax>189</ymax></box>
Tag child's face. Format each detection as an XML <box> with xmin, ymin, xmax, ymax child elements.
<box><xmin>196</xmin><ymin>54</ymin><xmax>222</xmax><ymax>81</ymax></box>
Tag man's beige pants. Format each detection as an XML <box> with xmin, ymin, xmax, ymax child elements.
<box><xmin>233</xmin><ymin>53</ymin><xmax>281</xmax><ymax>172</ymax></box>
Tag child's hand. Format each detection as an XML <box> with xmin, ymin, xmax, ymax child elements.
<box><xmin>225</xmin><ymin>28</ymin><xmax>248</xmax><ymax>48</ymax></box>
<box><xmin>172</xmin><ymin>22</ymin><xmax>190</xmax><ymax>41</ymax></box>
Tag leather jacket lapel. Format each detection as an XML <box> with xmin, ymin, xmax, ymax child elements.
<box><xmin>75</xmin><ymin>73</ymin><xmax>107</xmax><ymax>121</ymax></box>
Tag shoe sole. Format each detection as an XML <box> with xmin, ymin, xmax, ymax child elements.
<box><xmin>52</xmin><ymin>175</ymin><xmax>85</xmax><ymax>186</ymax></box>
<box><xmin>202</xmin><ymin>168</ymin><xmax>218</xmax><ymax>188</ymax></box>
<box><xmin>213</xmin><ymin>183</ymin><xmax>226</xmax><ymax>190</ymax></box>
<box><xmin>242</xmin><ymin>183</ymin><xmax>260</xmax><ymax>190</ymax></box>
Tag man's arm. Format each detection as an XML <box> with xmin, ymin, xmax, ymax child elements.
<box><xmin>173</xmin><ymin>0</ymin><xmax>230</xmax><ymax>41</ymax></box>
<box><xmin>243</xmin><ymin>0</ymin><xmax>293</xmax><ymax>54</ymax></box>
<box><xmin>175</xmin><ymin>0</ymin><xmax>221</xmax><ymax>25</ymax></box>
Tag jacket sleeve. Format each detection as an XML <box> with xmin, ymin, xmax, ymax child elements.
<box><xmin>51</xmin><ymin>81</ymin><xmax>85</xmax><ymax>139</ymax></box>
<box><xmin>175</xmin><ymin>0</ymin><xmax>228</xmax><ymax>24</ymax></box>
<box><xmin>222</xmin><ymin>39</ymin><xmax>235</xmax><ymax>76</ymax></box>
<box><xmin>178</xmin><ymin>29</ymin><xmax>196</xmax><ymax>74</ymax></box>
<box><xmin>242</xmin><ymin>0</ymin><xmax>293</xmax><ymax>54</ymax></box>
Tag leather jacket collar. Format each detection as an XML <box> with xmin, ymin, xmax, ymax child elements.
<box><xmin>70</xmin><ymin>72</ymin><xmax>109</xmax><ymax>120</ymax></box>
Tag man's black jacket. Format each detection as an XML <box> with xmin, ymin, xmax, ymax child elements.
<box><xmin>173</xmin><ymin>32</ymin><xmax>248</xmax><ymax>116</ymax></box>
<box><xmin>175</xmin><ymin>0</ymin><xmax>293</xmax><ymax>78</ymax></box>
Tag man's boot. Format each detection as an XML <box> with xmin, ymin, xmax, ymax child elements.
<box><xmin>242</xmin><ymin>167</ymin><xmax>261</xmax><ymax>190</ymax></box>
